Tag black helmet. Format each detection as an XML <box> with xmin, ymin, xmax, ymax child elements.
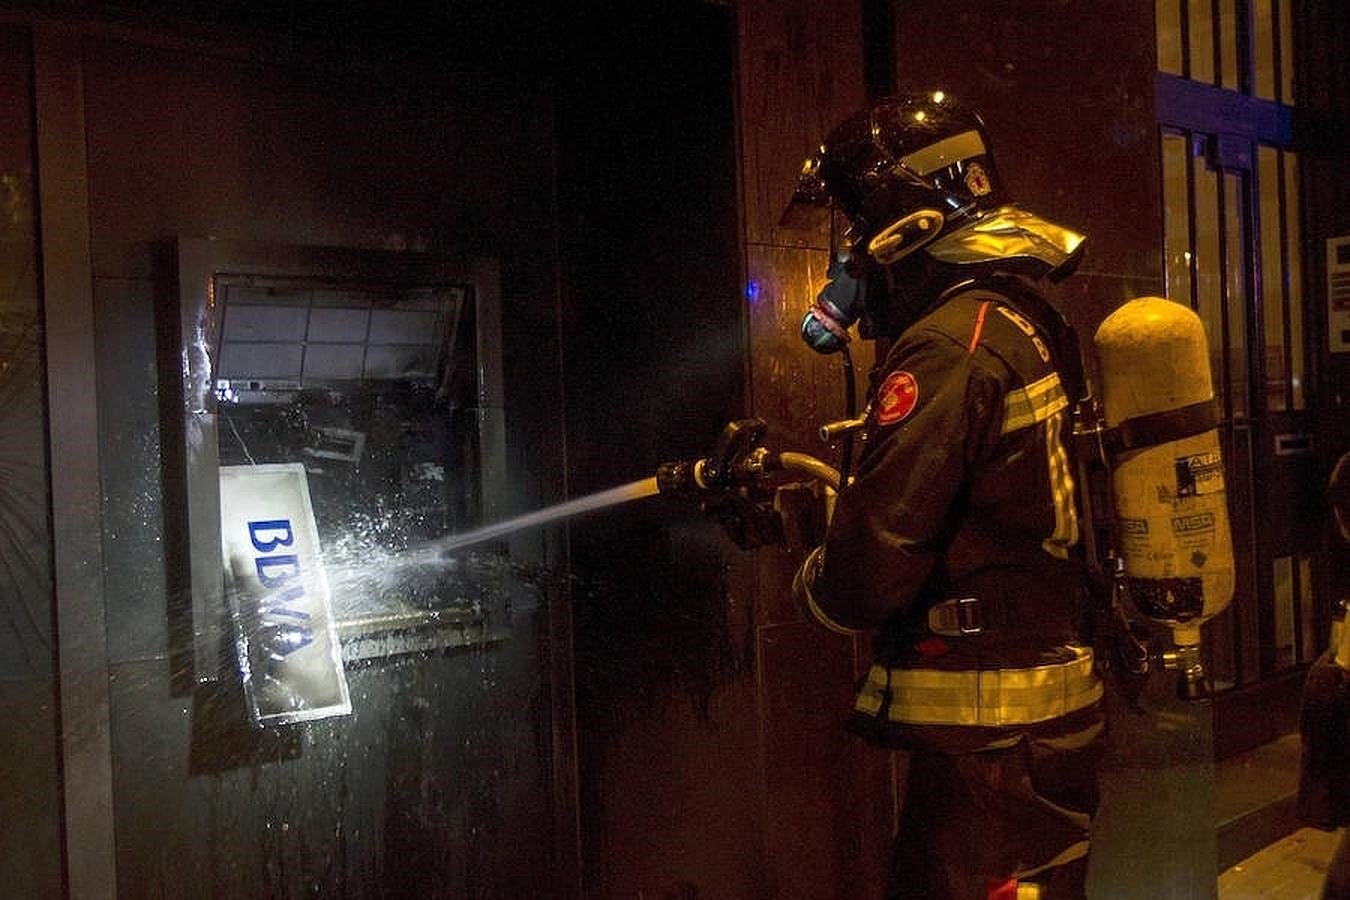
<box><xmin>784</xmin><ymin>91</ymin><xmax>1083</xmax><ymax>281</ymax></box>
<box><xmin>791</xmin><ymin>92</ymin><xmax>1001</xmax><ymax>260</ymax></box>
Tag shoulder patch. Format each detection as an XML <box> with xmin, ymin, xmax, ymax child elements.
<box><xmin>875</xmin><ymin>370</ymin><xmax>919</xmax><ymax>426</ymax></box>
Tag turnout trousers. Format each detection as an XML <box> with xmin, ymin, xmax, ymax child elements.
<box><xmin>886</xmin><ymin>718</ymin><xmax>1104</xmax><ymax>900</ymax></box>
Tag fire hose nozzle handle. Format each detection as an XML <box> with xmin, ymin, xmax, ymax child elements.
<box><xmin>655</xmin><ymin>418</ymin><xmax>770</xmax><ymax>495</ymax></box>
<box><xmin>702</xmin><ymin>418</ymin><xmax>768</xmax><ymax>487</ymax></box>
<box><xmin>656</xmin><ymin>458</ymin><xmax>707</xmax><ymax>495</ymax></box>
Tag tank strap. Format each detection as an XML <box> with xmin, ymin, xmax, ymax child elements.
<box><xmin>854</xmin><ymin>646</ymin><xmax>1102</xmax><ymax>727</ymax></box>
<box><xmin>1103</xmin><ymin>397</ymin><xmax>1221</xmax><ymax>456</ymax></box>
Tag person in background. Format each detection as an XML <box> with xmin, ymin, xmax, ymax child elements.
<box><xmin>1298</xmin><ymin>451</ymin><xmax>1350</xmax><ymax>899</ymax></box>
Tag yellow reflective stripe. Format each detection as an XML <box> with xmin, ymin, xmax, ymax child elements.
<box><xmin>854</xmin><ymin>668</ymin><xmax>887</xmax><ymax>715</ymax></box>
<box><xmin>1042</xmin><ymin>409</ymin><xmax>1079</xmax><ymax>559</ymax></box>
<box><xmin>1001</xmin><ymin>373</ymin><xmax>1079</xmax><ymax>559</ymax></box>
<box><xmin>1000</xmin><ymin>372</ymin><xmax>1068</xmax><ymax>435</ymax></box>
<box><xmin>853</xmin><ymin>647</ymin><xmax>1102</xmax><ymax>727</ymax></box>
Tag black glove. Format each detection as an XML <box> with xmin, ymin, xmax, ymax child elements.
<box><xmin>773</xmin><ymin>480</ymin><xmax>830</xmax><ymax>556</ymax></box>
<box><xmin>700</xmin><ymin>486</ymin><xmax>783</xmax><ymax>550</ymax></box>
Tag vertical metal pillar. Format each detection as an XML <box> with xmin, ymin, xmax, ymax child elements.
<box><xmin>34</xmin><ymin>23</ymin><xmax>119</xmax><ymax>900</ymax></box>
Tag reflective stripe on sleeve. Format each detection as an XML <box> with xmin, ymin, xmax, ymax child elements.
<box><xmin>1041</xmin><ymin>409</ymin><xmax>1079</xmax><ymax>559</ymax></box>
<box><xmin>1000</xmin><ymin>372</ymin><xmax>1069</xmax><ymax>435</ymax></box>
<box><xmin>853</xmin><ymin>646</ymin><xmax>1103</xmax><ymax>727</ymax></box>
<box><xmin>999</xmin><ymin>372</ymin><xmax>1079</xmax><ymax>559</ymax></box>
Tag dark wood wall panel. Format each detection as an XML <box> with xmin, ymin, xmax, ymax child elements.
<box><xmin>737</xmin><ymin>2</ymin><xmax>893</xmax><ymax>897</ymax></box>
<box><xmin>892</xmin><ymin>0</ymin><xmax>1162</xmax><ymax>337</ymax></box>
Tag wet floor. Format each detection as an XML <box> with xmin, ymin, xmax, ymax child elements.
<box><xmin>1219</xmin><ymin>826</ymin><xmax>1342</xmax><ymax>899</ymax></box>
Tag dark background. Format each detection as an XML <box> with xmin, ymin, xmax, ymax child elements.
<box><xmin>1</xmin><ymin>1</ymin><xmax>1348</xmax><ymax>897</ymax></box>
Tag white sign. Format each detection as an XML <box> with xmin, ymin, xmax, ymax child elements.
<box><xmin>219</xmin><ymin>463</ymin><xmax>351</xmax><ymax>726</ymax></box>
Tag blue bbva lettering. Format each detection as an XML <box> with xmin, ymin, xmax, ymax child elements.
<box><xmin>267</xmin><ymin>584</ymin><xmax>313</xmax><ymax>620</ymax></box>
<box><xmin>255</xmin><ymin>554</ymin><xmax>300</xmax><ymax>587</ymax></box>
<box><xmin>248</xmin><ymin>519</ymin><xmax>295</xmax><ymax>553</ymax></box>
<box><xmin>245</xmin><ymin>517</ymin><xmax>314</xmax><ymax>653</ymax></box>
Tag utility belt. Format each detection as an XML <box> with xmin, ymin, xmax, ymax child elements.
<box><xmin>924</xmin><ymin>592</ymin><xmax>1081</xmax><ymax>638</ymax></box>
<box><xmin>854</xmin><ymin>645</ymin><xmax>1103</xmax><ymax>727</ymax></box>
<box><xmin>926</xmin><ymin>595</ymin><xmax>1010</xmax><ymax>636</ymax></box>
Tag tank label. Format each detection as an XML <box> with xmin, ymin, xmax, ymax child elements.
<box><xmin>1121</xmin><ymin>517</ymin><xmax>1149</xmax><ymax>536</ymax></box>
<box><xmin>1175</xmin><ymin>451</ymin><xmax>1225</xmax><ymax>497</ymax></box>
<box><xmin>1172</xmin><ymin>511</ymin><xmax>1216</xmax><ymax>534</ymax></box>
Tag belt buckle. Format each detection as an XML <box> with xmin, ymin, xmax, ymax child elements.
<box><xmin>955</xmin><ymin>596</ymin><xmax>982</xmax><ymax>634</ymax></box>
<box><xmin>927</xmin><ymin>596</ymin><xmax>983</xmax><ymax>636</ymax></box>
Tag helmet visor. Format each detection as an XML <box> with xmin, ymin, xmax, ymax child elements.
<box><xmin>897</xmin><ymin>129</ymin><xmax>988</xmax><ymax>176</ymax></box>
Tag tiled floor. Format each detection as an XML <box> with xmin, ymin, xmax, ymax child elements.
<box><xmin>1219</xmin><ymin>826</ymin><xmax>1343</xmax><ymax>899</ymax></box>
<box><xmin>1214</xmin><ymin>729</ymin><xmax>1344</xmax><ymax>899</ymax></box>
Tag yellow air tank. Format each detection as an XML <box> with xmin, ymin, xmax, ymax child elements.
<box><xmin>1094</xmin><ymin>297</ymin><xmax>1235</xmax><ymax>682</ymax></box>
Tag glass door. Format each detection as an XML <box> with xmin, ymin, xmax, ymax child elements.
<box><xmin>1156</xmin><ymin>0</ymin><xmax>1322</xmax><ymax>746</ymax></box>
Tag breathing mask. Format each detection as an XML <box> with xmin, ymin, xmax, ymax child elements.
<box><xmin>801</xmin><ymin>256</ymin><xmax>867</xmax><ymax>354</ymax></box>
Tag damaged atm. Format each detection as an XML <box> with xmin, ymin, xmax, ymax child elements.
<box><xmin>172</xmin><ymin>238</ymin><xmax>508</xmax><ymax>726</ymax></box>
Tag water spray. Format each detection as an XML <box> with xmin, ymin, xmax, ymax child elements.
<box><xmin>412</xmin><ymin>477</ymin><xmax>662</xmax><ymax>559</ymax></box>
<box><xmin>407</xmin><ymin>418</ymin><xmax>841</xmax><ymax>561</ymax></box>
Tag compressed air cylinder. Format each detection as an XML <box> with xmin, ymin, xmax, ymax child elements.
<box><xmin>1094</xmin><ymin>297</ymin><xmax>1235</xmax><ymax>647</ymax></box>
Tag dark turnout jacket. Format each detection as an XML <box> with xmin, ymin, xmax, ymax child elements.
<box><xmin>810</xmin><ymin>278</ymin><xmax>1102</xmax><ymax>750</ymax></box>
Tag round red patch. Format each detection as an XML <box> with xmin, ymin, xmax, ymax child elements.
<box><xmin>875</xmin><ymin>370</ymin><xmax>919</xmax><ymax>426</ymax></box>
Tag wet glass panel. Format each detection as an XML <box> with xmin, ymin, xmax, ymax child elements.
<box><xmin>1279</xmin><ymin>0</ymin><xmax>1294</xmax><ymax>105</ymax></box>
<box><xmin>0</xmin><ymin>23</ymin><xmax>62</xmax><ymax>899</ymax></box>
<box><xmin>1162</xmin><ymin>131</ymin><xmax>1193</xmax><ymax>306</ymax></box>
<box><xmin>1157</xmin><ymin>0</ymin><xmax>1184</xmax><ymax>75</ymax></box>
<box><xmin>1257</xmin><ymin>144</ymin><xmax>1286</xmax><ymax>411</ymax></box>
<box><xmin>0</xmin><ymin>44</ymin><xmax>47</xmax><ymax>680</ymax></box>
<box><xmin>1299</xmin><ymin>553</ymin><xmax>1316</xmax><ymax>663</ymax></box>
<box><xmin>1223</xmin><ymin>172</ymin><xmax>1249</xmax><ymax>417</ymax></box>
<box><xmin>1284</xmin><ymin>151</ymin><xmax>1305</xmax><ymax>410</ymax></box>
<box><xmin>1188</xmin><ymin>0</ymin><xmax>1216</xmax><ymax>84</ymax></box>
<box><xmin>1219</xmin><ymin>0</ymin><xmax>1240</xmax><ymax>91</ymax></box>
<box><xmin>1253</xmin><ymin>0</ymin><xmax>1276</xmax><ymax>100</ymax></box>
<box><xmin>1272</xmin><ymin>554</ymin><xmax>1295</xmax><ymax>669</ymax></box>
<box><xmin>1193</xmin><ymin>153</ymin><xmax>1223</xmax><ymax>386</ymax></box>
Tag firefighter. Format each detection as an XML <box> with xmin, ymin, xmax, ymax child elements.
<box><xmin>786</xmin><ymin>92</ymin><xmax>1106</xmax><ymax>900</ymax></box>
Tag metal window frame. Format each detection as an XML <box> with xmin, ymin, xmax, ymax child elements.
<box><xmin>34</xmin><ymin>23</ymin><xmax>118</xmax><ymax>900</ymax></box>
<box><xmin>173</xmin><ymin>238</ymin><xmax>507</xmax><ymax>681</ymax></box>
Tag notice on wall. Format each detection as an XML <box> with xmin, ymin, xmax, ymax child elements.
<box><xmin>219</xmin><ymin>463</ymin><xmax>351</xmax><ymax>726</ymax></box>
